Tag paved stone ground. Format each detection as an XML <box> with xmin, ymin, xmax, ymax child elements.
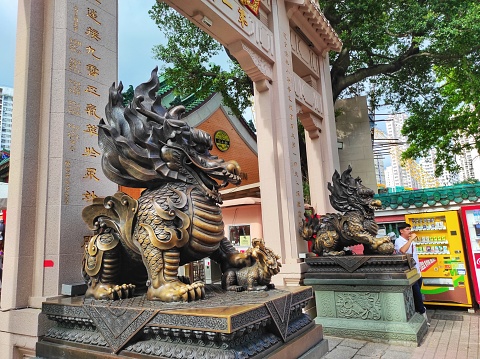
<box><xmin>322</xmin><ymin>308</ymin><xmax>480</xmax><ymax>359</ymax></box>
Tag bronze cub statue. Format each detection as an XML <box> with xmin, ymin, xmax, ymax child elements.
<box><xmin>222</xmin><ymin>238</ymin><xmax>281</xmax><ymax>291</ymax></box>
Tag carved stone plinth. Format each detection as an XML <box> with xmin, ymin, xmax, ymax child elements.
<box><xmin>36</xmin><ymin>286</ymin><xmax>328</xmax><ymax>359</ymax></box>
<box><xmin>303</xmin><ymin>255</ymin><xmax>428</xmax><ymax>346</ymax></box>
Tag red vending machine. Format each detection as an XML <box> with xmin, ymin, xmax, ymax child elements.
<box><xmin>460</xmin><ymin>205</ymin><xmax>480</xmax><ymax>305</ymax></box>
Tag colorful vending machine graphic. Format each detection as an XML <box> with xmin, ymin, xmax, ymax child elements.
<box><xmin>460</xmin><ymin>205</ymin><xmax>480</xmax><ymax>305</ymax></box>
<box><xmin>405</xmin><ymin>211</ymin><xmax>473</xmax><ymax>307</ymax></box>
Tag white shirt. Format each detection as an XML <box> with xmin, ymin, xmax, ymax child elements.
<box><xmin>395</xmin><ymin>236</ymin><xmax>421</xmax><ymax>276</ymax></box>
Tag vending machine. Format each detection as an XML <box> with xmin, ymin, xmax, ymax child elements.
<box><xmin>460</xmin><ymin>205</ymin><xmax>480</xmax><ymax>305</ymax></box>
<box><xmin>405</xmin><ymin>211</ymin><xmax>473</xmax><ymax>307</ymax></box>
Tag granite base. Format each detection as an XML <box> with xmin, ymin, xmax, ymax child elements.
<box><xmin>303</xmin><ymin>255</ymin><xmax>428</xmax><ymax>346</ymax></box>
<box><xmin>36</xmin><ymin>285</ymin><xmax>327</xmax><ymax>358</ymax></box>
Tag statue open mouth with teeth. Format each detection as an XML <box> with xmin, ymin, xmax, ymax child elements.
<box><xmin>81</xmin><ymin>68</ymin><xmax>252</xmax><ymax>302</ymax></box>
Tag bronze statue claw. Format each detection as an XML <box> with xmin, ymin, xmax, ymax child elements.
<box><xmin>191</xmin><ymin>282</ymin><xmax>204</xmax><ymax>300</ymax></box>
<box><xmin>147</xmin><ymin>280</ymin><xmax>205</xmax><ymax>302</ymax></box>
<box><xmin>227</xmin><ymin>285</ymin><xmax>245</xmax><ymax>292</ymax></box>
<box><xmin>85</xmin><ymin>283</ymin><xmax>136</xmax><ymax>300</ymax></box>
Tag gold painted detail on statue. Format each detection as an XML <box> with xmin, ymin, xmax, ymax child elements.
<box><xmin>145</xmin><ymin>190</ymin><xmax>191</xmax><ymax>250</ymax></box>
<box><xmin>140</xmin><ymin>223</ymin><xmax>189</xmax><ymax>250</ymax></box>
<box><xmin>84</xmin><ymin>233</ymin><xmax>119</xmax><ymax>277</ymax></box>
<box><xmin>82</xmin><ymin>193</ymin><xmax>139</xmax><ymax>256</ymax></box>
<box><xmin>190</xmin><ymin>192</ymin><xmax>225</xmax><ymax>250</ymax></box>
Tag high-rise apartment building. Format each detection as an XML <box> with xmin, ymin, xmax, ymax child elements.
<box><xmin>418</xmin><ymin>149</ymin><xmax>458</xmax><ymax>186</ymax></box>
<box><xmin>384</xmin><ymin>166</ymin><xmax>395</xmax><ymax>188</ymax></box>
<box><xmin>456</xmin><ymin>136</ymin><xmax>478</xmax><ymax>182</ymax></box>
<box><xmin>473</xmin><ymin>154</ymin><xmax>480</xmax><ymax>180</ymax></box>
<box><xmin>385</xmin><ymin>113</ymin><xmax>421</xmax><ymax>188</ymax></box>
<box><xmin>0</xmin><ymin>86</ymin><xmax>13</xmax><ymax>150</ymax></box>
<box><xmin>385</xmin><ymin>112</ymin><xmax>478</xmax><ymax>189</ymax></box>
<box><xmin>374</xmin><ymin>156</ymin><xmax>386</xmax><ymax>186</ymax></box>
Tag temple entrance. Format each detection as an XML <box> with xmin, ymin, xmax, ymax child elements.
<box><xmin>163</xmin><ymin>0</ymin><xmax>342</xmax><ymax>283</ymax></box>
<box><xmin>1</xmin><ymin>2</ymin><xmax>341</xmax><ymax>357</ymax></box>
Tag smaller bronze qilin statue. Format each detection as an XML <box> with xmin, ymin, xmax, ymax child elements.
<box><xmin>300</xmin><ymin>166</ymin><xmax>394</xmax><ymax>256</ymax></box>
<box><xmin>223</xmin><ymin>238</ymin><xmax>281</xmax><ymax>291</ymax></box>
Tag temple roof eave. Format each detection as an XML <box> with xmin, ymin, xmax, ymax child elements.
<box><xmin>374</xmin><ymin>183</ymin><xmax>480</xmax><ymax>213</ymax></box>
<box><xmin>286</xmin><ymin>0</ymin><xmax>343</xmax><ymax>53</ymax></box>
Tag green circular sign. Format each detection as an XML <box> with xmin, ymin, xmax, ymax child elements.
<box><xmin>214</xmin><ymin>130</ymin><xmax>230</xmax><ymax>152</ymax></box>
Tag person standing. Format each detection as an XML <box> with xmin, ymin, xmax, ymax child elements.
<box><xmin>395</xmin><ymin>222</ymin><xmax>430</xmax><ymax>326</ymax></box>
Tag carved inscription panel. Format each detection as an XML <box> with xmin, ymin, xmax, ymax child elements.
<box><xmin>63</xmin><ymin>0</ymin><xmax>117</xmax><ymax>205</ymax></box>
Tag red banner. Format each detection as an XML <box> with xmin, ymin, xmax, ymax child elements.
<box><xmin>419</xmin><ymin>257</ymin><xmax>437</xmax><ymax>272</ymax></box>
<box><xmin>474</xmin><ymin>253</ymin><xmax>480</xmax><ymax>269</ymax></box>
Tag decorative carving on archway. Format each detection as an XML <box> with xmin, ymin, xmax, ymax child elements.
<box><xmin>294</xmin><ymin>73</ymin><xmax>323</xmax><ymax>119</ymax></box>
<box><xmin>285</xmin><ymin>0</ymin><xmax>342</xmax><ymax>55</ymax></box>
<box><xmin>298</xmin><ymin>112</ymin><xmax>322</xmax><ymax>139</ymax></box>
<box><xmin>290</xmin><ymin>28</ymin><xmax>320</xmax><ymax>76</ymax></box>
<box><xmin>228</xmin><ymin>40</ymin><xmax>273</xmax><ymax>83</ymax></box>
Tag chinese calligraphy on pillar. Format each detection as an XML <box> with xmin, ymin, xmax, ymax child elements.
<box><xmin>64</xmin><ymin>0</ymin><xmax>117</xmax><ymax>204</ymax></box>
<box><xmin>282</xmin><ymin>32</ymin><xmax>304</xmax><ymax>226</ymax></box>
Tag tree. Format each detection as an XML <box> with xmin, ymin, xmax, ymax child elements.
<box><xmin>149</xmin><ymin>1</ymin><xmax>480</xmax><ymax>176</ymax></box>
<box><xmin>401</xmin><ymin>49</ymin><xmax>480</xmax><ymax>175</ymax></box>
<box><xmin>148</xmin><ymin>3</ymin><xmax>252</xmax><ymax>118</ymax></box>
<box><xmin>122</xmin><ymin>85</ymin><xmax>134</xmax><ymax>107</ymax></box>
<box><xmin>320</xmin><ymin>0</ymin><xmax>480</xmax><ymax>176</ymax></box>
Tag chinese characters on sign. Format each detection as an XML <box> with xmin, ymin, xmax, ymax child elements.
<box><xmin>65</xmin><ymin>1</ymin><xmax>109</xmax><ymax>204</ymax></box>
<box><xmin>216</xmin><ymin>0</ymin><xmax>252</xmax><ymax>30</ymax></box>
<box><xmin>83</xmin><ymin>168</ymin><xmax>100</xmax><ymax>181</ymax></box>
<box><xmin>82</xmin><ymin>191</ymin><xmax>98</xmax><ymax>201</ymax></box>
<box><xmin>282</xmin><ymin>32</ymin><xmax>303</xmax><ymax>225</ymax></box>
<box><xmin>64</xmin><ymin>161</ymin><xmax>71</xmax><ymax>204</ymax></box>
<box><xmin>238</xmin><ymin>8</ymin><xmax>248</xmax><ymax>28</ymax></box>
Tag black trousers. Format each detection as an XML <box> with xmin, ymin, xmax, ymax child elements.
<box><xmin>412</xmin><ymin>277</ymin><xmax>425</xmax><ymax>314</ymax></box>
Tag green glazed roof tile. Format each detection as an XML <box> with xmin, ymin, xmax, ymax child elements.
<box><xmin>375</xmin><ymin>183</ymin><xmax>480</xmax><ymax>209</ymax></box>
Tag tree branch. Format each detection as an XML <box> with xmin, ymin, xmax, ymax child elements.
<box><xmin>332</xmin><ymin>39</ymin><xmax>422</xmax><ymax>100</ymax></box>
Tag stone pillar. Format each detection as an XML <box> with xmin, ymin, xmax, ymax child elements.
<box><xmin>319</xmin><ymin>55</ymin><xmax>341</xmax><ymax>188</ymax></box>
<box><xmin>258</xmin><ymin>1</ymin><xmax>307</xmax><ymax>284</ymax></box>
<box><xmin>252</xmin><ymin>81</ymin><xmax>281</xmax><ymax>237</ymax></box>
<box><xmin>298</xmin><ymin>112</ymin><xmax>331</xmax><ymax>214</ymax></box>
<box><xmin>296</xmin><ymin>57</ymin><xmax>340</xmax><ymax>216</ymax></box>
<box><xmin>0</xmin><ymin>1</ymin><xmax>118</xmax><ymax>357</ymax></box>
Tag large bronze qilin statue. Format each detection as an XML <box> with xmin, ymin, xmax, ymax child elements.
<box><xmin>300</xmin><ymin>166</ymin><xmax>394</xmax><ymax>256</ymax></box>
<box><xmin>82</xmin><ymin>68</ymin><xmax>275</xmax><ymax>302</ymax></box>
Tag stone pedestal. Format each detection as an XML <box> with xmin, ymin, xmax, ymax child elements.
<box><xmin>36</xmin><ymin>286</ymin><xmax>328</xmax><ymax>359</ymax></box>
<box><xmin>303</xmin><ymin>255</ymin><xmax>428</xmax><ymax>346</ymax></box>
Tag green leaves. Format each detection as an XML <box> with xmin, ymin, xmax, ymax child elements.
<box><xmin>147</xmin><ymin>1</ymin><xmax>480</xmax><ymax>176</ymax></box>
<box><xmin>323</xmin><ymin>0</ymin><xmax>480</xmax><ymax>175</ymax></box>
<box><xmin>148</xmin><ymin>3</ymin><xmax>252</xmax><ymax>117</ymax></box>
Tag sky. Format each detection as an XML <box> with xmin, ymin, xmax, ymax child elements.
<box><xmin>0</xmin><ymin>1</ymin><xmax>165</xmax><ymax>89</ymax></box>
<box><xmin>117</xmin><ymin>1</ymin><xmax>166</xmax><ymax>88</ymax></box>
<box><xmin>0</xmin><ymin>1</ymin><xmax>18</xmax><ymax>88</ymax></box>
